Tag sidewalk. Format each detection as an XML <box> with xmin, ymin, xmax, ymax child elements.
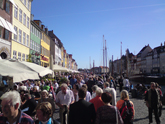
<box><xmin>116</xmin><ymin>88</ymin><xmax>164</xmax><ymax>124</ymax></box>
<box><xmin>53</xmin><ymin>87</ymin><xmax>165</xmax><ymax>124</ymax></box>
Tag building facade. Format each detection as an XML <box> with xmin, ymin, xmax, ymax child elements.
<box><xmin>11</xmin><ymin>0</ymin><xmax>32</xmax><ymax>61</ymax></box>
<box><xmin>30</xmin><ymin>17</ymin><xmax>41</xmax><ymax>65</ymax></box>
<box><xmin>0</xmin><ymin>0</ymin><xmax>16</xmax><ymax>59</ymax></box>
<box><xmin>40</xmin><ymin>27</ymin><xmax>50</xmax><ymax>67</ymax></box>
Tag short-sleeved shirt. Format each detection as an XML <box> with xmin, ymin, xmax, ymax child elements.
<box><xmin>56</xmin><ymin>90</ymin><xmax>75</xmax><ymax>106</ymax></box>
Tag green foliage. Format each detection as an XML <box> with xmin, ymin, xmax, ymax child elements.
<box><xmin>27</xmin><ymin>54</ymin><xmax>32</xmax><ymax>62</ymax></box>
<box><xmin>59</xmin><ymin>77</ymin><xmax>68</xmax><ymax>85</ymax></box>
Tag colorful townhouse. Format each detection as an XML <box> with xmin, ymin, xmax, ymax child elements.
<box><xmin>34</xmin><ymin>20</ymin><xmax>50</xmax><ymax>67</ymax></box>
<box><xmin>11</xmin><ymin>0</ymin><xmax>32</xmax><ymax>61</ymax></box>
<box><xmin>0</xmin><ymin>0</ymin><xmax>16</xmax><ymax>59</ymax></box>
<box><xmin>30</xmin><ymin>17</ymin><xmax>42</xmax><ymax>65</ymax></box>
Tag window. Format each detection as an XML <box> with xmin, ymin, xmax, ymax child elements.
<box><xmin>27</xmin><ymin>17</ymin><xmax>29</xmax><ymax>28</ymax></box>
<box><xmin>34</xmin><ymin>42</ymin><xmax>36</xmax><ymax>51</ymax></box>
<box><xmin>32</xmin><ymin>26</ymin><xmax>34</xmax><ymax>34</ymax></box>
<box><xmin>26</xmin><ymin>54</ymin><xmax>28</xmax><ymax>61</ymax></box>
<box><xmin>19</xmin><ymin>29</ymin><xmax>22</xmax><ymax>43</ymax></box>
<box><xmin>27</xmin><ymin>0</ymin><xmax>29</xmax><ymax>10</ymax></box>
<box><xmin>27</xmin><ymin>35</ymin><xmax>29</xmax><ymax>46</ymax></box>
<box><xmin>30</xmin><ymin>25</ymin><xmax>32</xmax><ymax>32</ymax></box>
<box><xmin>0</xmin><ymin>27</ymin><xmax>2</xmax><ymax>38</ymax></box>
<box><xmin>5</xmin><ymin>0</ymin><xmax>10</xmax><ymax>14</ymax></box>
<box><xmin>32</xmin><ymin>41</ymin><xmax>34</xmax><ymax>50</ymax></box>
<box><xmin>38</xmin><ymin>44</ymin><xmax>40</xmax><ymax>52</ymax></box>
<box><xmin>22</xmin><ymin>54</ymin><xmax>25</xmax><ymax>61</ymax></box>
<box><xmin>30</xmin><ymin>40</ymin><xmax>32</xmax><ymax>49</ymax></box>
<box><xmin>24</xmin><ymin>0</ymin><xmax>26</xmax><ymax>6</ymax></box>
<box><xmin>13</xmin><ymin>51</ymin><xmax>17</xmax><ymax>59</ymax></box>
<box><xmin>23</xmin><ymin>13</ymin><xmax>26</xmax><ymax>25</ymax></box>
<box><xmin>37</xmin><ymin>43</ymin><xmax>38</xmax><ymax>52</ymax></box>
<box><xmin>40</xmin><ymin>33</ymin><xmax>42</xmax><ymax>39</ymax></box>
<box><xmin>19</xmin><ymin>9</ymin><xmax>22</xmax><ymax>22</ymax></box>
<box><xmin>23</xmin><ymin>32</ymin><xmax>26</xmax><ymax>45</ymax></box>
<box><xmin>0</xmin><ymin>0</ymin><xmax>3</xmax><ymax>9</ymax></box>
<box><xmin>14</xmin><ymin>26</ymin><xmax>17</xmax><ymax>40</ymax></box>
<box><xmin>14</xmin><ymin>6</ymin><xmax>18</xmax><ymax>19</ymax></box>
<box><xmin>4</xmin><ymin>29</ymin><xmax>9</xmax><ymax>40</ymax></box>
<box><xmin>34</xmin><ymin>28</ymin><xmax>36</xmax><ymax>35</ymax></box>
<box><xmin>36</xmin><ymin>29</ymin><xmax>37</xmax><ymax>36</ymax></box>
<box><xmin>18</xmin><ymin>52</ymin><xmax>21</xmax><ymax>61</ymax></box>
<box><xmin>35</xmin><ymin>29</ymin><xmax>37</xmax><ymax>36</ymax></box>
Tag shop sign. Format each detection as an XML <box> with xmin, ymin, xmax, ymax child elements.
<box><xmin>41</xmin><ymin>55</ymin><xmax>49</xmax><ymax>62</ymax></box>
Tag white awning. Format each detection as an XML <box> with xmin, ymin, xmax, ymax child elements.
<box><xmin>0</xmin><ymin>18</ymin><xmax>4</xmax><ymax>28</ymax></box>
<box><xmin>0</xmin><ymin>16</ymin><xmax>11</xmax><ymax>31</ymax></box>
<box><xmin>6</xmin><ymin>21</ymin><xmax>17</xmax><ymax>35</ymax></box>
<box><xmin>9</xmin><ymin>0</ymin><xmax>17</xmax><ymax>7</ymax></box>
<box><xmin>0</xmin><ymin>16</ymin><xmax>17</xmax><ymax>35</ymax></box>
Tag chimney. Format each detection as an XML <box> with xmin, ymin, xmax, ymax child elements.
<box><xmin>164</xmin><ymin>41</ymin><xmax>165</xmax><ymax>46</ymax></box>
<box><xmin>31</xmin><ymin>14</ymin><xmax>34</xmax><ymax>21</ymax></box>
<box><xmin>161</xmin><ymin>43</ymin><xmax>162</xmax><ymax>46</ymax></box>
<box><xmin>45</xmin><ymin>28</ymin><xmax>48</xmax><ymax>35</ymax></box>
<box><xmin>41</xmin><ymin>25</ymin><xmax>45</xmax><ymax>31</ymax></box>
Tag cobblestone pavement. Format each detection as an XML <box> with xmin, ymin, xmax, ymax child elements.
<box><xmin>53</xmin><ymin>87</ymin><xmax>165</xmax><ymax>124</ymax></box>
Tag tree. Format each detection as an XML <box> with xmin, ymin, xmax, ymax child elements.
<box><xmin>27</xmin><ymin>54</ymin><xmax>32</xmax><ymax>62</ymax></box>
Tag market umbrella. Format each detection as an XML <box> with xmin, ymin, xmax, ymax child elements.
<box><xmin>53</xmin><ymin>64</ymin><xmax>69</xmax><ymax>72</ymax></box>
<box><xmin>20</xmin><ymin>61</ymin><xmax>54</xmax><ymax>77</ymax></box>
<box><xmin>0</xmin><ymin>59</ymin><xmax>40</xmax><ymax>82</ymax></box>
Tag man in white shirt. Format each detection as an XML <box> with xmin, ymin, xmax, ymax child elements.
<box><xmin>82</xmin><ymin>84</ymin><xmax>91</xmax><ymax>102</ymax></box>
<box><xmin>91</xmin><ymin>85</ymin><xmax>98</xmax><ymax>99</ymax></box>
<box><xmin>123</xmin><ymin>78</ymin><xmax>130</xmax><ymax>92</ymax></box>
<box><xmin>56</xmin><ymin>83</ymin><xmax>75</xmax><ymax>124</ymax></box>
<box><xmin>53</xmin><ymin>80</ymin><xmax>59</xmax><ymax>92</ymax></box>
<box><xmin>103</xmin><ymin>82</ymin><xmax>116</xmax><ymax>106</ymax></box>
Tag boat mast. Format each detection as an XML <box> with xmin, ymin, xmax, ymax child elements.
<box><xmin>120</xmin><ymin>42</ymin><xmax>122</xmax><ymax>76</ymax></box>
<box><xmin>105</xmin><ymin>40</ymin><xmax>107</xmax><ymax>75</ymax></box>
<box><xmin>103</xmin><ymin>35</ymin><xmax>105</xmax><ymax>81</ymax></box>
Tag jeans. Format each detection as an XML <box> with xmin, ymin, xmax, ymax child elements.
<box><xmin>148</xmin><ymin>107</ymin><xmax>160</xmax><ymax>124</ymax></box>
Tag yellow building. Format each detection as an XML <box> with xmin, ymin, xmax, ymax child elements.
<box><xmin>65</xmin><ymin>53</ymin><xmax>68</xmax><ymax>68</ymax></box>
<box><xmin>40</xmin><ymin>27</ymin><xmax>50</xmax><ymax>67</ymax></box>
<box><xmin>33</xmin><ymin>20</ymin><xmax>50</xmax><ymax>67</ymax></box>
<box><xmin>61</xmin><ymin>46</ymin><xmax>64</xmax><ymax>66</ymax></box>
<box><xmin>11</xmin><ymin>0</ymin><xmax>32</xmax><ymax>61</ymax></box>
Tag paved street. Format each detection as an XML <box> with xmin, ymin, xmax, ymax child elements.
<box><xmin>53</xmin><ymin>87</ymin><xmax>165</xmax><ymax>124</ymax></box>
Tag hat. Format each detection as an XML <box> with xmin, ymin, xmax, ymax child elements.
<box><xmin>42</xmin><ymin>90</ymin><xmax>49</xmax><ymax>96</ymax></box>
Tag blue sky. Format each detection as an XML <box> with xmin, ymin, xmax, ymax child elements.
<box><xmin>31</xmin><ymin>0</ymin><xmax>165</xmax><ymax>69</ymax></box>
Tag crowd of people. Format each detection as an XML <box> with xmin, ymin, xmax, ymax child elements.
<box><xmin>0</xmin><ymin>73</ymin><xmax>163</xmax><ymax>124</ymax></box>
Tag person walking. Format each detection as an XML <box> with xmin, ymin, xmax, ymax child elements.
<box><xmin>95</xmin><ymin>92</ymin><xmax>123</xmax><ymax>124</ymax></box>
<box><xmin>89</xmin><ymin>87</ymin><xmax>104</xmax><ymax>112</ymax></box>
<box><xmin>117</xmin><ymin>90</ymin><xmax>135</xmax><ymax>124</ymax></box>
<box><xmin>118</xmin><ymin>76</ymin><xmax>123</xmax><ymax>92</ymax></box>
<box><xmin>145</xmin><ymin>82</ymin><xmax>161</xmax><ymax>124</ymax></box>
<box><xmin>69</xmin><ymin>87</ymin><xmax>96</xmax><ymax>124</ymax></box>
<box><xmin>56</xmin><ymin>83</ymin><xmax>75</xmax><ymax>124</ymax></box>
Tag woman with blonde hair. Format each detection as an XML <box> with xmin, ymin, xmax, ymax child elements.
<box><xmin>116</xmin><ymin>90</ymin><xmax>135</xmax><ymax>124</ymax></box>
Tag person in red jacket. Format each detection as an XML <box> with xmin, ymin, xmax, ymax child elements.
<box><xmin>89</xmin><ymin>87</ymin><xmax>104</xmax><ymax>112</ymax></box>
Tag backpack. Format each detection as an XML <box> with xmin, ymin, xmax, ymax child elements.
<box><xmin>119</xmin><ymin>100</ymin><xmax>134</xmax><ymax>122</ymax></box>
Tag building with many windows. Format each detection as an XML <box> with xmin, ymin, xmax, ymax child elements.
<box><xmin>11</xmin><ymin>0</ymin><xmax>32</xmax><ymax>61</ymax></box>
<box><xmin>30</xmin><ymin>16</ymin><xmax>41</xmax><ymax>65</ymax></box>
<box><xmin>0</xmin><ymin>0</ymin><xmax>17</xmax><ymax>59</ymax></box>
